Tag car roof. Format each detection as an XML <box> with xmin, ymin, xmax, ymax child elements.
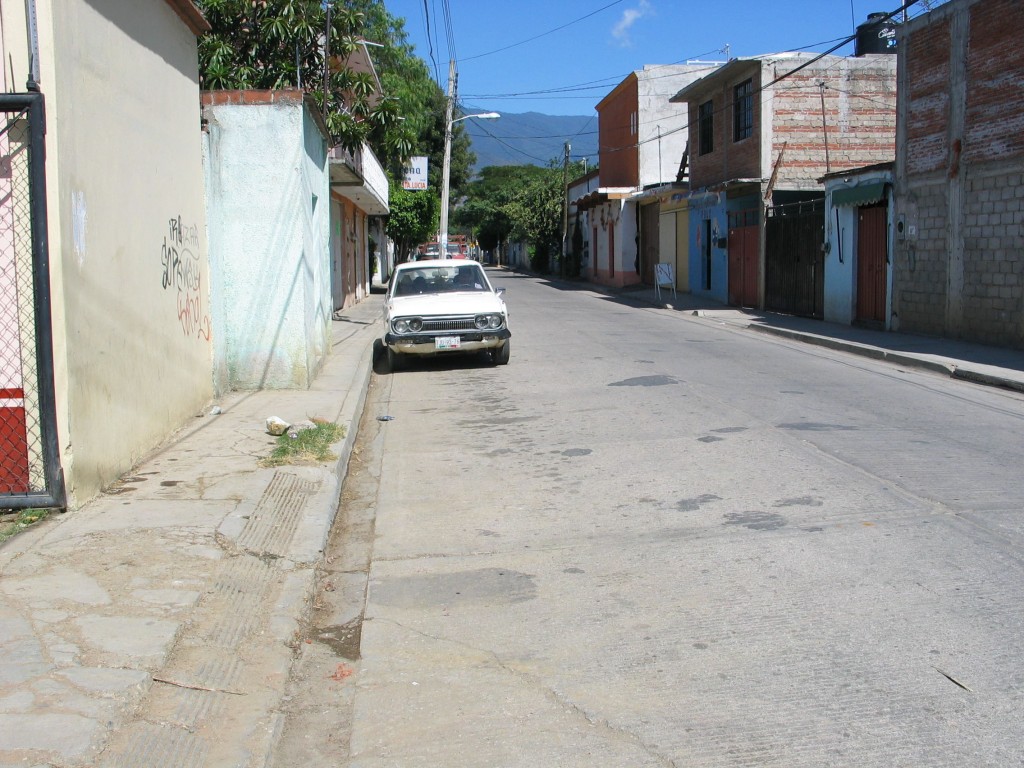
<box><xmin>397</xmin><ymin>259</ymin><xmax>482</xmax><ymax>270</ymax></box>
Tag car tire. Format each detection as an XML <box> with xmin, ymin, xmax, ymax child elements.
<box><xmin>494</xmin><ymin>340</ymin><xmax>510</xmax><ymax>366</ymax></box>
<box><xmin>372</xmin><ymin>340</ymin><xmax>390</xmax><ymax>375</ymax></box>
<box><xmin>386</xmin><ymin>347</ymin><xmax>403</xmax><ymax>373</ymax></box>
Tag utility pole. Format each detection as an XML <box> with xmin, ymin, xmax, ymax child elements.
<box><xmin>439</xmin><ymin>59</ymin><xmax>457</xmax><ymax>254</ymax></box>
<box><xmin>657</xmin><ymin>125</ymin><xmax>662</xmax><ymax>185</ymax></box>
<box><xmin>560</xmin><ymin>141</ymin><xmax>570</xmax><ymax>278</ymax></box>
<box><xmin>818</xmin><ymin>81</ymin><xmax>831</xmax><ymax>175</ymax></box>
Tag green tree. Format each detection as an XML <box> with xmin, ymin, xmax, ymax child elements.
<box><xmin>386</xmin><ymin>180</ymin><xmax>439</xmax><ymax>262</ymax></box>
<box><xmin>196</xmin><ymin>0</ymin><xmax>475</xmax><ymax>242</ymax></box>
<box><xmin>454</xmin><ymin>165</ymin><xmax>545</xmax><ymax>256</ymax></box>
<box><xmin>456</xmin><ymin>162</ymin><xmax>585</xmax><ymax>272</ymax></box>
<box><xmin>197</xmin><ymin>0</ymin><xmax>406</xmax><ymax>161</ymax></box>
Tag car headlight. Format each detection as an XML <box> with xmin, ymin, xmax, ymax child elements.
<box><xmin>475</xmin><ymin>314</ymin><xmax>503</xmax><ymax>330</ymax></box>
<box><xmin>393</xmin><ymin>317</ymin><xmax>423</xmax><ymax>334</ymax></box>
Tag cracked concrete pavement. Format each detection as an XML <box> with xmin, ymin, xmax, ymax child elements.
<box><xmin>0</xmin><ymin>295</ymin><xmax>382</xmax><ymax>767</ymax></box>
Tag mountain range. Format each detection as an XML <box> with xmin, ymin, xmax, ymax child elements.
<box><xmin>462</xmin><ymin>111</ymin><xmax>598</xmax><ymax>170</ymax></box>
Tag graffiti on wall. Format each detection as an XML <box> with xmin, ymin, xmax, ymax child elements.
<box><xmin>160</xmin><ymin>216</ymin><xmax>210</xmax><ymax>340</ymax></box>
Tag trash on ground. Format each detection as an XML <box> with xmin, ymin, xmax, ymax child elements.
<box><xmin>266</xmin><ymin>416</ymin><xmax>290</xmax><ymax>436</ymax></box>
<box><xmin>329</xmin><ymin>663</ymin><xmax>354</xmax><ymax>682</ymax></box>
<box><xmin>377</xmin><ymin>415</ymin><xmax>395</xmax><ymax>422</ymax></box>
<box><xmin>933</xmin><ymin>666</ymin><xmax>973</xmax><ymax>692</ymax></box>
<box><xmin>209</xmin><ymin>405</ymin><xmax>223</xmax><ymax>415</ymax></box>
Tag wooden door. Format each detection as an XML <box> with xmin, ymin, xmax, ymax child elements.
<box><xmin>728</xmin><ymin>211</ymin><xmax>759</xmax><ymax>307</ymax></box>
<box><xmin>856</xmin><ymin>204</ymin><xmax>887</xmax><ymax>324</ymax></box>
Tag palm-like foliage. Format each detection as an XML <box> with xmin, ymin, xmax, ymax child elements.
<box><xmin>196</xmin><ymin>0</ymin><xmax>406</xmax><ymax>156</ymax></box>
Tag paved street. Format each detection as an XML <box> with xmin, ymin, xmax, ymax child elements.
<box><xmin>275</xmin><ymin>268</ymin><xmax>1024</xmax><ymax>767</ymax></box>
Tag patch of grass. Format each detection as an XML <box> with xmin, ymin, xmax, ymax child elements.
<box><xmin>0</xmin><ymin>508</ymin><xmax>51</xmax><ymax>544</ymax></box>
<box><xmin>260</xmin><ymin>420</ymin><xmax>345</xmax><ymax>467</ymax></box>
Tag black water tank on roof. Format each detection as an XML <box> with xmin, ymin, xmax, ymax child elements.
<box><xmin>855</xmin><ymin>12</ymin><xmax>899</xmax><ymax>55</ymax></box>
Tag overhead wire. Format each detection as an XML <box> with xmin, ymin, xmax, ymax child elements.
<box><xmin>434</xmin><ymin>0</ymin><xmax>933</xmax><ymax>163</ymax></box>
<box><xmin>590</xmin><ymin>0</ymin><xmax>921</xmax><ymax>159</ymax></box>
<box><xmin>460</xmin><ymin>0</ymin><xmax>628</xmax><ymax>63</ymax></box>
<box><xmin>419</xmin><ymin>0</ymin><xmax>440</xmax><ymax>84</ymax></box>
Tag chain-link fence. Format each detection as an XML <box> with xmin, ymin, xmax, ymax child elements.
<box><xmin>0</xmin><ymin>93</ymin><xmax>64</xmax><ymax>510</ymax></box>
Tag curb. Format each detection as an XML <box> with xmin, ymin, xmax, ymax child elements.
<box><xmin>747</xmin><ymin>324</ymin><xmax>955</xmax><ymax>377</ymax></box>
<box><xmin>951</xmin><ymin>366</ymin><xmax>1024</xmax><ymax>394</ymax></box>
<box><xmin>258</xmin><ymin>325</ymin><xmax>377</xmax><ymax>767</ymax></box>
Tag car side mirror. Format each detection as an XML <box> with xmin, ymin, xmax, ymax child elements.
<box><xmin>496</xmin><ymin>287</ymin><xmax>506</xmax><ymax>296</ymax></box>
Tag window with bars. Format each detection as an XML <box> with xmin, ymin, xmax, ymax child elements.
<box><xmin>698</xmin><ymin>100</ymin><xmax>714</xmax><ymax>156</ymax></box>
<box><xmin>733</xmin><ymin>78</ymin><xmax>753</xmax><ymax>142</ymax></box>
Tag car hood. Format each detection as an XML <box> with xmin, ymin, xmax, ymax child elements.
<box><xmin>387</xmin><ymin>292</ymin><xmax>506</xmax><ymax>317</ymax></box>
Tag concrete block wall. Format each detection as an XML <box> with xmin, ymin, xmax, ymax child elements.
<box><xmin>961</xmin><ymin>164</ymin><xmax>1024</xmax><ymax>346</ymax></box>
<box><xmin>892</xmin><ymin>181</ymin><xmax>949</xmax><ymax>335</ymax></box>
<box><xmin>894</xmin><ymin>0</ymin><xmax>1024</xmax><ymax>348</ymax></box>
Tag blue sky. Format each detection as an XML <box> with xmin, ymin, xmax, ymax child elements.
<box><xmin>382</xmin><ymin>0</ymin><xmax>923</xmax><ymax>116</ymax></box>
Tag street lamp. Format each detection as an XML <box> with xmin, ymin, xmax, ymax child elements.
<box><xmin>439</xmin><ymin>105</ymin><xmax>499</xmax><ymax>255</ymax></box>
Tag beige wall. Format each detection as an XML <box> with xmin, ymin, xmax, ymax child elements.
<box><xmin>11</xmin><ymin>0</ymin><xmax>212</xmax><ymax>505</ymax></box>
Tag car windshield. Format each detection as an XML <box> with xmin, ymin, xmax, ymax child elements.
<box><xmin>393</xmin><ymin>265</ymin><xmax>489</xmax><ymax>296</ymax></box>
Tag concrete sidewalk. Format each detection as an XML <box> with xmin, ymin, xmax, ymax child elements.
<box><xmin>599</xmin><ymin>281</ymin><xmax>1024</xmax><ymax>394</ymax></box>
<box><xmin>0</xmin><ymin>294</ymin><xmax>383</xmax><ymax>767</ymax></box>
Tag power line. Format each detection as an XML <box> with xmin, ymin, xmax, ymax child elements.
<box><xmin>596</xmin><ymin>0</ymin><xmax>920</xmax><ymax>158</ymax></box>
<box><xmin>420</xmin><ymin>0</ymin><xmax>440</xmax><ymax>84</ymax></box>
<box><xmin>456</xmin><ymin>1</ymin><xmax>927</xmax><ymax>162</ymax></box>
<box><xmin>466</xmin><ymin>117</ymin><xmax>555</xmax><ymax>164</ymax></box>
<box><xmin>461</xmin><ymin>0</ymin><xmax>627</xmax><ymax>63</ymax></box>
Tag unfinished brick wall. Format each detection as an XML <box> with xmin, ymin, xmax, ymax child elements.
<box><xmin>769</xmin><ymin>57</ymin><xmax>897</xmax><ymax>189</ymax></box>
<box><xmin>686</xmin><ymin>56</ymin><xmax>896</xmax><ymax>192</ymax></box>
<box><xmin>894</xmin><ymin>0</ymin><xmax>1024</xmax><ymax>348</ymax></box>
<box><xmin>686</xmin><ymin>62</ymin><xmax>761</xmax><ymax>188</ymax></box>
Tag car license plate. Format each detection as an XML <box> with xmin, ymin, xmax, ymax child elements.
<box><xmin>435</xmin><ymin>336</ymin><xmax>461</xmax><ymax>350</ymax></box>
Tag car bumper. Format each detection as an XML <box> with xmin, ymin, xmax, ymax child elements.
<box><xmin>385</xmin><ymin>329</ymin><xmax>510</xmax><ymax>355</ymax></box>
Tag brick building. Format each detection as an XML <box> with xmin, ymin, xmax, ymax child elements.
<box><xmin>574</xmin><ymin>65</ymin><xmax>715</xmax><ymax>288</ymax></box>
<box><xmin>892</xmin><ymin>0</ymin><xmax>1024</xmax><ymax>348</ymax></box>
<box><xmin>671</xmin><ymin>53</ymin><xmax>896</xmax><ymax>311</ymax></box>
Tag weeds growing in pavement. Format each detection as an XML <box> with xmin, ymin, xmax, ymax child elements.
<box><xmin>260</xmin><ymin>420</ymin><xmax>345</xmax><ymax>467</ymax></box>
<box><xmin>0</xmin><ymin>508</ymin><xmax>51</xmax><ymax>543</ymax></box>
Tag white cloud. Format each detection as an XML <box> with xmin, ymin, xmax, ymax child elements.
<box><xmin>612</xmin><ymin>0</ymin><xmax>652</xmax><ymax>47</ymax></box>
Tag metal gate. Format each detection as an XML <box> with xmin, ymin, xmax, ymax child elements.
<box><xmin>765</xmin><ymin>198</ymin><xmax>825</xmax><ymax>318</ymax></box>
<box><xmin>0</xmin><ymin>93</ymin><xmax>64</xmax><ymax>510</ymax></box>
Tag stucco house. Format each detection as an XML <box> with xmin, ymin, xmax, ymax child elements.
<box><xmin>1</xmin><ymin>0</ymin><xmax>212</xmax><ymax>509</ymax></box>
<box><xmin>821</xmin><ymin>162</ymin><xmax>895</xmax><ymax>327</ymax></box>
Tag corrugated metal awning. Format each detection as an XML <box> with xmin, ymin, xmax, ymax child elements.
<box><xmin>832</xmin><ymin>181</ymin><xmax>886</xmax><ymax>207</ymax></box>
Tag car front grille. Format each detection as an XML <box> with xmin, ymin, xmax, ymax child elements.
<box><xmin>422</xmin><ymin>317</ymin><xmax>476</xmax><ymax>332</ymax></box>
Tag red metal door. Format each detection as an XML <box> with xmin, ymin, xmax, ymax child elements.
<box><xmin>728</xmin><ymin>224</ymin><xmax>758</xmax><ymax>307</ymax></box>
<box><xmin>856</xmin><ymin>205</ymin><xmax>887</xmax><ymax>324</ymax></box>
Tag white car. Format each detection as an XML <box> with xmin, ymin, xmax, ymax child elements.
<box><xmin>383</xmin><ymin>260</ymin><xmax>510</xmax><ymax>370</ymax></box>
